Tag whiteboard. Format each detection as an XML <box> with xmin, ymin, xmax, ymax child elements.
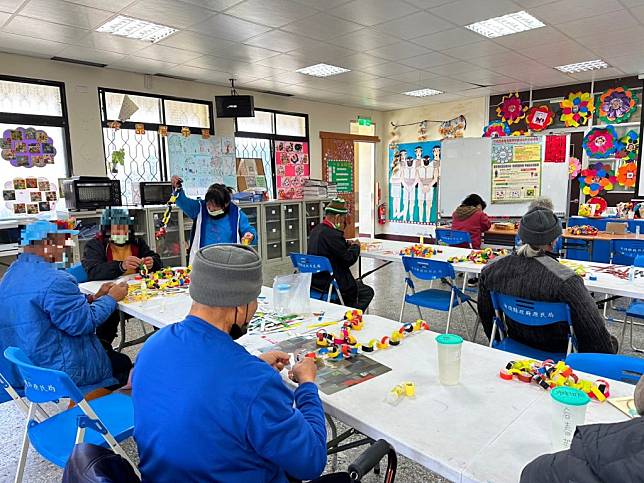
<box><xmin>439</xmin><ymin>137</ymin><xmax>569</xmax><ymax>218</ymax></box>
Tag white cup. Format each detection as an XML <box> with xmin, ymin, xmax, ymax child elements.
<box><xmin>550</xmin><ymin>387</ymin><xmax>590</xmax><ymax>451</ymax></box>
<box><xmin>435</xmin><ymin>334</ymin><xmax>463</xmax><ymax>385</ymax></box>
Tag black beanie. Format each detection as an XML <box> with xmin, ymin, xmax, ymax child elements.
<box><xmin>518</xmin><ymin>207</ymin><xmax>562</xmax><ymax>246</ymax></box>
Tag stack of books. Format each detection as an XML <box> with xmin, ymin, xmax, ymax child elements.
<box><xmin>303</xmin><ymin>179</ymin><xmax>337</xmax><ymax>199</ymax></box>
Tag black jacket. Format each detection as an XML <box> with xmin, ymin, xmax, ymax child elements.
<box><xmin>82</xmin><ymin>237</ymin><xmax>162</xmax><ymax>281</ymax></box>
<box><xmin>521</xmin><ymin>417</ymin><xmax>644</xmax><ymax>483</ymax></box>
<box><xmin>307</xmin><ymin>222</ymin><xmax>360</xmax><ymax>298</ymax></box>
<box><xmin>62</xmin><ymin>443</ymin><xmax>140</xmax><ymax>483</ymax></box>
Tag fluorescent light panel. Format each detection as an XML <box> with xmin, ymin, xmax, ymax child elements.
<box><xmin>465</xmin><ymin>10</ymin><xmax>545</xmax><ymax>38</ymax></box>
<box><xmin>554</xmin><ymin>59</ymin><xmax>609</xmax><ymax>73</ymax></box>
<box><xmin>403</xmin><ymin>88</ymin><xmax>443</xmax><ymax>97</ymax></box>
<box><xmin>97</xmin><ymin>15</ymin><xmax>178</xmax><ymax>43</ymax></box>
<box><xmin>296</xmin><ymin>63</ymin><xmax>350</xmax><ymax>77</ymax></box>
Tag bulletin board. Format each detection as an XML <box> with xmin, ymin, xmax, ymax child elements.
<box><xmin>275</xmin><ymin>140</ymin><xmax>309</xmax><ymax>199</ymax></box>
<box><xmin>236</xmin><ymin>158</ymin><xmax>267</xmax><ymax>191</ymax></box>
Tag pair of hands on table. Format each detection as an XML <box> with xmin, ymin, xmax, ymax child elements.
<box><xmin>260</xmin><ymin>351</ymin><xmax>317</xmax><ymax>384</ymax></box>
<box><xmin>94</xmin><ymin>281</ymin><xmax>128</xmax><ymax>302</ymax></box>
<box><xmin>121</xmin><ymin>255</ymin><xmax>154</xmax><ymax>272</ymax></box>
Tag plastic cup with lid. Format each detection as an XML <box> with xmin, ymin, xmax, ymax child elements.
<box><xmin>273</xmin><ymin>282</ymin><xmax>292</xmax><ymax>316</ymax></box>
<box><xmin>550</xmin><ymin>386</ymin><xmax>590</xmax><ymax>451</ymax></box>
<box><xmin>435</xmin><ymin>334</ymin><xmax>463</xmax><ymax>385</ymax></box>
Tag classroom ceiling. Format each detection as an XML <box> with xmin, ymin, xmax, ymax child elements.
<box><xmin>1</xmin><ymin>0</ymin><xmax>644</xmax><ymax>111</ymax></box>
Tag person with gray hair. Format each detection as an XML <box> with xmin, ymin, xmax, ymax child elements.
<box><xmin>132</xmin><ymin>244</ymin><xmax>327</xmax><ymax>483</ymax></box>
<box><xmin>528</xmin><ymin>196</ymin><xmax>554</xmax><ymax>211</ymax></box>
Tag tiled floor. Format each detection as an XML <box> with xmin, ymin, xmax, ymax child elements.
<box><xmin>0</xmin><ymin>257</ymin><xmax>640</xmax><ymax>482</ymax></box>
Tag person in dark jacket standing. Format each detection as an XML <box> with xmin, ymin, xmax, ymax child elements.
<box><xmin>82</xmin><ymin>207</ymin><xmax>162</xmax><ymax>344</ymax></box>
<box><xmin>478</xmin><ymin>206</ymin><xmax>617</xmax><ymax>354</ymax></box>
<box><xmin>307</xmin><ymin>198</ymin><xmax>374</xmax><ymax>312</ymax></box>
<box><xmin>451</xmin><ymin>193</ymin><xmax>491</xmax><ymax>249</ymax></box>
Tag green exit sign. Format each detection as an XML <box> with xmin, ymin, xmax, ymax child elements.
<box><xmin>358</xmin><ymin>117</ymin><xmax>372</xmax><ymax>126</ymax></box>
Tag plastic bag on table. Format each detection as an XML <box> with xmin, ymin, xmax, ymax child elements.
<box><xmin>272</xmin><ymin>272</ymin><xmax>311</xmax><ymax>316</ymax></box>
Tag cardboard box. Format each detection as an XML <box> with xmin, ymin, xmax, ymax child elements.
<box><xmin>606</xmin><ymin>222</ymin><xmax>627</xmax><ymax>234</ymax></box>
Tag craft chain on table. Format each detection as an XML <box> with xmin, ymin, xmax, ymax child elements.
<box><xmin>447</xmin><ymin>248</ymin><xmax>509</xmax><ymax>264</ymax></box>
<box><xmin>559</xmin><ymin>259</ymin><xmax>587</xmax><ymax>277</ymax></box>
<box><xmin>124</xmin><ymin>266</ymin><xmax>191</xmax><ymax>303</ymax></box>
<box><xmin>566</xmin><ymin>225</ymin><xmax>599</xmax><ymax>236</ymax></box>
<box><xmin>398</xmin><ymin>244</ymin><xmax>443</xmax><ymax>258</ymax></box>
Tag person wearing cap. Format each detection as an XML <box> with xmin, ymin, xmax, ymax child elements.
<box><xmin>132</xmin><ymin>244</ymin><xmax>327</xmax><ymax>483</ymax></box>
<box><xmin>0</xmin><ymin>220</ymin><xmax>131</xmax><ymax>389</ymax></box>
<box><xmin>170</xmin><ymin>176</ymin><xmax>256</xmax><ymax>264</ymax></box>
<box><xmin>478</xmin><ymin>206</ymin><xmax>617</xmax><ymax>354</ymax></box>
<box><xmin>307</xmin><ymin>198</ymin><xmax>374</xmax><ymax>311</ymax></box>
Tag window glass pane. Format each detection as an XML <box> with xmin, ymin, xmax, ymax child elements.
<box><xmin>235</xmin><ymin>137</ymin><xmax>273</xmax><ymax>198</ymax></box>
<box><xmin>0</xmin><ymin>80</ymin><xmax>63</xmax><ymax>116</ymax></box>
<box><xmin>164</xmin><ymin>99</ymin><xmax>210</xmax><ymax>128</ymax></box>
<box><xmin>237</xmin><ymin>110</ymin><xmax>273</xmax><ymax>134</ymax></box>
<box><xmin>0</xmin><ymin>124</ymin><xmax>68</xmax><ymax>219</ymax></box>
<box><xmin>103</xmin><ymin>127</ymin><xmax>161</xmax><ymax>204</ymax></box>
<box><xmin>276</xmin><ymin>113</ymin><xmax>306</xmax><ymax>136</ymax></box>
<box><xmin>104</xmin><ymin>92</ymin><xmax>162</xmax><ymax>124</ymax></box>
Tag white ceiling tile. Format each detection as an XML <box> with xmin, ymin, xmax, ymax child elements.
<box><xmin>0</xmin><ymin>10</ymin><xmax>9</xmax><ymax>24</ymax></box>
<box><xmin>295</xmin><ymin>0</ymin><xmax>351</xmax><ymax>7</ymax></box>
<box><xmin>262</xmin><ymin>71</ymin><xmax>312</xmax><ymax>84</ymax></box>
<box><xmin>136</xmin><ymin>44</ymin><xmax>205</xmax><ymax>63</ymax></box>
<box><xmin>492</xmin><ymin>26</ymin><xmax>568</xmax><ymax>49</ymax></box>
<box><xmin>365</xmin><ymin>41</ymin><xmax>430</xmax><ymax>61</ymax></box>
<box><xmin>567</xmin><ymin>67</ymin><xmax>626</xmax><ymax>82</ymax></box>
<box><xmin>124</xmin><ymin>0</ymin><xmax>216</xmax><ymax>29</ymax></box>
<box><xmin>181</xmin><ymin>0</ymin><xmax>246</xmax><ymax>11</ymax></box>
<box><xmin>403</xmin><ymin>0</ymin><xmax>454</xmax><ymax>8</ymax></box>
<box><xmin>609</xmin><ymin>54</ymin><xmax>644</xmax><ymax>74</ymax></box>
<box><xmin>244</xmin><ymin>30</ymin><xmax>325</xmax><ymax>53</ymax></box>
<box><xmin>630</xmin><ymin>5</ymin><xmax>644</xmax><ymax>22</ymax></box>
<box><xmin>428</xmin><ymin>61</ymin><xmax>479</xmax><ymax>76</ymax></box>
<box><xmin>237</xmin><ymin>78</ymin><xmax>292</xmax><ymax>91</ymax></box>
<box><xmin>0</xmin><ymin>31</ymin><xmax>65</xmax><ymax>57</ymax></box>
<box><xmin>254</xmin><ymin>53</ymin><xmax>308</xmax><ymax>69</ymax></box>
<box><xmin>281</xmin><ymin>12</ymin><xmax>362</xmax><ymax>40</ymax></box>
<box><xmin>412</xmin><ymin>27</ymin><xmax>482</xmax><ymax>50</ymax></box>
<box><xmin>360</xmin><ymin>61</ymin><xmax>416</xmax><ymax>76</ymax></box>
<box><xmin>325</xmin><ymin>69</ymin><xmax>379</xmax><ymax>83</ymax></box>
<box><xmin>573</xmin><ymin>26</ymin><xmax>644</xmax><ymax>50</ymax></box>
<box><xmin>619</xmin><ymin>0</ymin><xmax>644</xmax><ymax>6</ymax></box>
<box><xmin>210</xmin><ymin>43</ymin><xmax>280</xmax><ymax>62</ymax></box>
<box><xmin>429</xmin><ymin>0</ymin><xmax>521</xmax><ymax>26</ymax></box>
<box><xmin>337</xmin><ymin>52</ymin><xmax>389</xmax><ymax>69</ymax></box>
<box><xmin>158</xmin><ymin>31</ymin><xmax>235</xmax><ymax>54</ymax></box>
<box><xmin>328</xmin><ymin>0</ymin><xmax>420</xmax><ymax>26</ymax></box>
<box><xmin>530</xmin><ymin>0</ymin><xmax>623</xmax><ymax>24</ymax></box>
<box><xmin>512</xmin><ymin>0</ymin><xmax>556</xmax><ymax>7</ymax></box>
<box><xmin>590</xmin><ymin>40</ymin><xmax>643</xmax><ymax>59</ymax></box>
<box><xmin>158</xmin><ymin>64</ymin><xmax>227</xmax><ymax>81</ymax></box>
<box><xmin>372</xmin><ymin>11</ymin><xmax>454</xmax><ymax>40</ymax></box>
<box><xmin>440</xmin><ymin>40</ymin><xmax>509</xmax><ymax>60</ymax></box>
<box><xmin>288</xmin><ymin>43</ymin><xmax>356</xmax><ymax>63</ymax></box>
<box><xmin>0</xmin><ymin>0</ymin><xmax>27</xmax><ymax>13</ymax></box>
<box><xmin>110</xmin><ymin>56</ymin><xmax>179</xmax><ymax>74</ymax></box>
<box><xmin>57</xmin><ymin>45</ymin><xmax>126</xmax><ymax>64</ymax></box>
<box><xmin>3</xmin><ymin>16</ymin><xmax>90</xmax><ymax>43</ymax></box>
<box><xmin>555</xmin><ymin>10</ymin><xmax>639</xmax><ymax>39</ymax></box>
<box><xmin>327</xmin><ymin>27</ymin><xmax>399</xmax><ymax>50</ymax></box>
<box><xmin>190</xmin><ymin>13</ymin><xmax>272</xmax><ymax>41</ymax></box>
<box><xmin>399</xmin><ymin>51</ymin><xmax>461</xmax><ymax>69</ymax></box>
<box><xmin>456</xmin><ymin>69</ymin><xmax>518</xmax><ymax>86</ymax></box>
<box><xmin>469</xmin><ymin>51</ymin><xmax>536</xmax><ymax>69</ymax></box>
<box><xmin>185</xmin><ymin>55</ymin><xmax>277</xmax><ymax>77</ymax></box>
<box><xmin>521</xmin><ymin>42</ymin><xmax>597</xmax><ymax>66</ymax></box>
<box><xmin>424</xmin><ymin>76</ymin><xmax>478</xmax><ymax>92</ymax></box>
<box><xmin>20</xmin><ymin>0</ymin><xmax>113</xmax><ymax>29</ymax></box>
<box><xmin>66</xmin><ymin>0</ymin><xmax>136</xmax><ymax>10</ymax></box>
<box><xmin>385</xmin><ymin>69</ymin><xmax>440</xmax><ymax>82</ymax></box>
<box><xmin>489</xmin><ymin>61</ymin><xmax>546</xmax><ymax>77</ymax></box>
<box><xmin>225</xmin><ymin>0</ymin><xmax>316</xmax><ymax>28</ymax></box>
<box><xmin>73</xmin><ymin>31</ymin><xmax>150</xmax><ymax>54</ymax></box>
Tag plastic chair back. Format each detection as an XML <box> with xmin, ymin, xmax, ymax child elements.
<box><xmin>402</xmin><ymin>256</ymin><xmax>455</xmax><ymax>281</ymax></box>
<box><xmin>4</xmin><ymin>347</ymin><xmax>84</xmax><ymax>404</ymax></box>
<box><xmin>66</xmin><ymin>263</ymin><xmax>88</xmax><ymax>284</ymax></box>
<box><xmin>565</xmin><ymin>353</ymin><xmax>644</xmax><ymax>384</ymax></box>
<box><xmin>289</xmin><ymin>253</ymin><xmax>334</xmax><ymax>275</ymax></box>
<box><xmin>634</xmin><ymin>255</ymin><xmax>644</xmax><ymax>268</ymax></box>
<box><xmin>492</xmin><ymin>293</ymin><xmax>571</xmax><ymax>327</ymax></box>
<box><xmin>612</xmin><ymin>239</ymin><xmax>644</xmax><ymax>264</ymax></box>
<box><xmin>435</xmin><ymin>228</ymin><xmax>472</xmax><ymax>247</ymax></box>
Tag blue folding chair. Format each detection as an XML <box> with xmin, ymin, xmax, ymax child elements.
<box><xmin>490</xmin><ymin>292</ymin><xmax>576</xmax><ymax>361</ymax></box>
<box><xmin>289</xmin><ymin>253</ymin><xmax>344</xmax><ymax>305</ymax></box>
<box><xmin>4</xmin><ymin>347</ymin><xmax>138</xmax><ymax>482</ymax></box>
<box><xmin>619</xmin><ymin>255</ymin><xmax>644</xmax><ymax>353</ymax></box>
<box><xmin>435</xmin><ymin>228</ymin><xmax>472</xmax><ymax>248</ymax></box>
<box><xmin>399</xmin><ymin>257</ymin><xmax>471</xmax><ymax>337</ymax></box>
<box><xmin>565</xmin><ymin>353</ymin><xmax>644</xmax><ymax>385</ymax></box>
<box><xmin>66</xmin><ymin>263</ymin><xmax>88</xmax><ymax>283</ymax></box>
<box><xmin>611</xmin><ymin>239</ymin><xmax>644</xmax><ymax>265</ymax></box>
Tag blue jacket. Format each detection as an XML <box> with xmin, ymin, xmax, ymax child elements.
<box><xmin>133</xmin><ymin>315</ymin><xmax>327</xmax><ymax>483</ymax></box>
<box><xmin>0</xmin><ymin>253</ymin><xmax>117</xmax><ymax>388</ymax></box>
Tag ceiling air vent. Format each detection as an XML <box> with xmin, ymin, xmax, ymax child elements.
<box><xmin>51</xmin><ymin>57</ymin><xmax>107</xmax><ymax>68</ymax></box>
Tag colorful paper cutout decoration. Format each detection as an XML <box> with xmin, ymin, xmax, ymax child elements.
<box><xmin>482</xmin><ymin>121</ymin><xmax>510</xmax><ymax>138</ymax></box>
<box><xmin>598</xmin><ymin>87</ymin><xmax>638</xmax><ymax>124</ymax></box>
<box><xmin>181</xmin><ymin>127</ymin><xmax>191</xmax><ymax>138</ymax></box>
<box><xmin>560</xmin><ymin>92</ymin><xmax>594</xmax><ymax>127</ymax></box>
<box><xmin>108</xmin><ymin>120</ymin><xmax>121</xmax><ymax>130</ymax></box>
<box><xmin>201</xmin><ymin>129</ymin><xmax>210</xmax><ymax>139</ymax></box>
<box><xmin>158</xmin><ymin>125</ymin><xmax>168</xmax><ymax>137</ymax></box>
<box><xmin>568</xmin><ymin>157</ymin><xmax>581</xmax><ymax>179</ymax></box>
<box><xmin>496</xmin><ymin>92</ymin><xmax>526</xmax><ymax>125</ymax></box>
<box><xmin>526</xmin><ymin>105</ymin><xmax>554</xmax><ymax>131</ymax></box>
<box><xmin>616</xmin><ymin>162</ymin><xmax>637</xmax><ymax>188</ymax></box>
<box><xmin>510</xmin><ymin>130</ymin><xmax>528</xmax><ymax>136</ymax></box>
<box><xmin>134</xmin><ymin>123</ymin><xmax>145</xmax><ymax>135</ymax></box>
<box><xmin>578</xmin><ymin>162</ymin><xmax>617</xmax><ymax>196</ymax></box>
<box><xmin>544</xmin><ymin>134</ymin><xmax>567</xmax><ymax>163</ymax></box>
<box><xmin>1</xmin><ymin>127</ymin><xmax>57</xmax><ymax>168</ymax></box>
<box><xmin>587</xmin><ymin>196</ymin><xmax>607</xmax><ymax>215</ymax></box>
<box><xmin>583</xmin><ymin>125</ymin><xmax>621</xmax><ymax>158</ymax></box>
<box><xmin>438</xmin><ymin>115</ymin><xmax>466</xmax><ymax>138</ymax></box>
<box><xmin>616</xmin><ymin>130</ymin><xmax>639</xmax><ymax>161</ymax></box>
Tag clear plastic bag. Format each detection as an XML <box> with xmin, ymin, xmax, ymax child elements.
<box><xmin>272</xmin><ymin>272</ymin><xmax>312</xmax><ymax>315</ymax></box>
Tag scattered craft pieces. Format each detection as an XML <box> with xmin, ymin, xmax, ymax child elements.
<box><xmin>359</xmin><ymin>241</ymin><xmax>383</xmax><ymax>251</ymax></box>
<box><xmin>566</xmin><ymin>225</ymin><xmax>599</xmax><ymax>236</ymax></box>
<box><xmin>559</xmin><ymin>259</ymin><xmax>587</xmax><ymax>277</ymax></box>
<box><xmin>386</xmin><ymin>381</ymin><xmax>416</xmax><ymax>405</ymax></box>
<box><xmin>589</xmin><ymin>264</ymin><xmax>631</xmax><ymax>280</ymax></box>
<box><xmin>125</xmin><ymin>266</ymin><xmax>191</xmax><ymax>303</ymax></box>
<box><xmin>399</xmin><ymin>244</ymin><xmax>442</xmax><ymax>258</ymax></box>
<box><xmin>447</xmin><ymin>248</ymin><xmax>509</xmax><ymax>264</ymax></box>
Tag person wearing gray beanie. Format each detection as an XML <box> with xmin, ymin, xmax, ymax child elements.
<box><xmin>516</xmin><ymin>206</ymin><xmax>563</xmax><ymax>258</ymax></box>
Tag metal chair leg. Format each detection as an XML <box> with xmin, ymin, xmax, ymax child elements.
<box><xmin>398</xmin><ymin>287</ymin><xmax>407</xmax><ymax>323</ymax></box>
<box><xmin>325</xmin><ymin>414</ymin><xmax>338</xmax><ymax>472</ymax></box>
<box><xmin>416</xmin><ymin>305</ymin><xmax>423</xmax><ymax>321</ymax></box>
<box><xmin>620</xmin><ymin>314</ymin><xmax>629</xmax><ymax>353</ymax></box>
<box><xmin>629</xmin><ymin>315</ymin><xmax>644</xmax><ymax>353</ymax></box>
<box><xmin>15</xmin><ymin>403</ymin><xmax>36</xmax><ymax>483</ymax></box>
<box><xmin>445</xmin><ymin>289</ymin><xmax>456</xmax><ymax>334</ymax></box>
<box><xmin>459</xmin><ymin>301</ymin><xmax>472</xmax><ymax>340</ymax></box>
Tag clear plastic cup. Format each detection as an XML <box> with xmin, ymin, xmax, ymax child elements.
<box><xmin>273</xmin><ymin>283</ymin><xmax>291</xmax><ymax>316</ymax></box>
<box><xmin>435</xmin><ymin>334</ymin><xmax>463</xmax><ymax>385</ymax></box>
<box><xmin>550</xmin><ymin>387</ymin><xmax>590</xmax><ymax>451</ymax></box>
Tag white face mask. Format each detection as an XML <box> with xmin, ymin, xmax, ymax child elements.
<box><xmin>208</xmin><ymin>209</ymin><xmax>225</xmax><ymax>217</ymax></box>
<box><xmin>111</xmin><ymin>234</ymin><xmax>128</xmax><ymax>245</ymax></box>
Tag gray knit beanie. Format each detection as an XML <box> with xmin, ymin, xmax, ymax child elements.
<box><xmin>518</xmin><ymin>206</ymin><xmax>562</xmax><ymax>246</ymax></box>
<box><xmin>189</xmin><ymin>244</ymin><xmax>262</xmax><ymax>307</ymax></box>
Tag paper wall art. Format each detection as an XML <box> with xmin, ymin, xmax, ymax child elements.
<box><xmin>582</xmin><ymin>125</ymin><xmax>621</xmax><ymax>158</ymax></box>
<box><xmin>1</xmin><ymin>127</ymin><xmax>56</xmax><ymax>168</ymax></box>
<box><xmin>587</xmin><ymin>196</ymin><xmax>607</xmax><ymax>215</ymax></box>
<box><xmin>482</xmin><ymin>121</ymin><xmax>510</xmax><ymax>137</ymax></box>
<box><xmin>496</xmin><ymin>93</ymin><xmax>527</xmax><ymax>125</ymax></box>
<box><xmin>438</xmin><ymin>115</ymin><xmax>467</xmax><ymax>138</ymax></box>
<box><xmin>616</xmin><ymin>162</ymin><xmax>637</xmax><ymax>188</ymax></box>
<box><xmin>568</xmin><ymin>156</ymin><xmax>581</xmax><ymax>179</ymax></box>
<box><xmin>616</xmin><ymin>130</ymin><xmax>639</xmax><ymax>161</ymax></box>
<box><xmin>598</xmin><ymin>87</ymin><xmax>638</xmax><ymax>124</ymax></box>
<box><xmin>578</xmin><ymin>162</ymin><xmax>617</xmax><ymax>197</ymax></box>
<box><xmin>560</xmin><ymin>92</ymin><xmax>594</xmax><ymax>127</ymax></box>
<box><xmin>526</xmin><ymin>105</ymin><xmax>553</xmax><ymax>131</ymax></box>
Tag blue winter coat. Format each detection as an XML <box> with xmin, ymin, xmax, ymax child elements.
<box><xmin>0</xmin><ymin>253</ymin><xmax>117</xmax><ymax>388</ymax></box>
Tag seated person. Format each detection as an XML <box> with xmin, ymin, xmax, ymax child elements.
<box><xmin>528</xmin><ymin>196</ymin><xmax>554</xmax><ymax>211</ymax></box>
<box><xmin>451</xmin><ymin>193</ymin><xmax>491</xmax><ymax>249</ymax></box>
<box><xmin>307</xmin><ymin>198</ymin><xmax>374</xmax><ymax>312</ymax></box>
<box><xmin>133</xmin><ymin>244</ymin><xmax>326</xmax><ymax>482</ymax></box>
<box><xmin>478</xmin><ymin>206</ymin><xmax>617</xmax><ymax>354</ymax></box>
<box><xmin>171</xmin><ymin>175</ymin><xmax>256</xmax><ymax>263</ymax></box>
<box><xmin>82</xmin><ymin>207</ymin><xmax>162</xmax><ymax>345</ymax></box>
<box><xmin>0</xmin><ymin>220</ymin><xmax>131</xmax><ymax>389</ymax></box>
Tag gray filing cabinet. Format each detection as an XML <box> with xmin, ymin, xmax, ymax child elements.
<box><xmin>303</xmin><ymin>200</ymin><xmax>326</xmax><ymax>251</ymax></box>
<box><xmin>238</xmin><ymin>203</ymin><xmax>262</xmax><ymax>258</ymax></box>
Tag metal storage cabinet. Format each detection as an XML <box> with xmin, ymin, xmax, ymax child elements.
<box><xmin>283</xmin><ymin>202</ymin><xmax>301</xmax><ymax>258</ymax></box>
<box><xmin>263</xmin><ymin>202</ymin><xmax>283</xmax><ymax>262</ymax></box>
<box><xmin>303</xmin><ymin>200</ymin><xmax>326</xmax><ymax>251</ymax></box>
<box><xmin>238</xmin><ymin>203</ymin><xmax>262</xmax><ymax>258</ymax></box>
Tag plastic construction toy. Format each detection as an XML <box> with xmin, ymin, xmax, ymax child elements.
<box><xmin>386</xmin><ymin>381</ymin><xmax>416</xmax><ymax>405</ymax></box>
<box><xmin>125</xmin><ymin>266</ymin><xmax>192</xmax><ymax>303</ymax></box>
<box><xmin>559</xmin><ymin>260</ymin><xmax>587</xmax><ymax>277</ymax></box>
<box><xmin>566</xmin><ymin>225</ymin><xmax>599</xmax><ymax>236</ymax></box>
<box><xmin>399</xmin><ymin>244</ymin><xmax>442</xmax><ymax>258</ymax></box>
<box><xmin>156</xmin><ymin>185</ymin><xmax>181</xmax><ymax>239</ymax></box>
<box><xmin>448</xmin><ymin>248</ymin><xmax>509</xmax><ymax>264</ymax></box>
<box><xmin>500</xmin><ymin>359</ymin><xmax>610</xmax><ymax>402</ymax></box>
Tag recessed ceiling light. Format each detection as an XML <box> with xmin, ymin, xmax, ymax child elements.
<box><xmin>554</xmin><ymin>59</ymin><xmax>609</xmax><ymax>73</ymax></box>
<box><xmin>97</xmin><ymin>15</ymin><xmax>178</xmax><ymax>43</ymax></box>
<box><xmin>296</xmin><ymin>63</ymin><xmax>350</xmax><ymax>77</ymax></box>
<box><xmin>403</xmin><ymin>88</ymin><xmax>443</xmax><ymax>97</ymax></box>
<box><xmin>465</xmin><ymin>10</ymin><xmax>545</xmax><ymax>38</ymax></box>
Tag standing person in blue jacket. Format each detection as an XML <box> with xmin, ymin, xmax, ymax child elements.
<box><xmin>171</xmin><ymin>175</ymin><xmax>256</xmax><ymax>264</ymax></box>
<box><xmin>0</xmin><ymin>220</ymin><xmax>131</xmax><ymax>389</ymax></box>
<box><xmin>133</xmin><ymin>244</ymin><xmax>327</xmax><ymax>483</ymax></box>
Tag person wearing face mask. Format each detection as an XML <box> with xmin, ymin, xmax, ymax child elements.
<box><xmin>0</xmin><ymin>220</ymin><xmax>131</xmax><ymax>390</ymax></box>
<box><xmin>307</xmin><ymin>198</ymin><xmax>375</xmax><ymax>312</ymax></box>
<box><xmin>132</xmin><ymin>244</ymin><xmax>327</xmax><ymax>483</ymax></box>
<box><xmin>171</xmin><ymin>175</ymin><xmax>256</xmax><ymax>264</ymax></box>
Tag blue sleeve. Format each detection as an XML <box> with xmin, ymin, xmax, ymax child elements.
<box><xmin>43</xmin><ymin>275</ymin><xmax>117</xmax><ymax>336</ymax></box>
<box><xmin>175</xmin><ymin>190</ymin><xmax>201</xmax><ymax>220</ymax></box>
<box><xmin>238</xmin><ymin>211</ymin><xmax>257</xmax><ymax>239</ymax></box>
<box><xmin>247</xmin><ymin>377</ymin><xmax>327</xmax><ymax>480</ymax></box>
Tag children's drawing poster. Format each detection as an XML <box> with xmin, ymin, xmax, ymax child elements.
<box><xmin>168</xmin><ymin>134</ymin><xmax>236</xmax><ymax>197</ymax></box>
<box><xmin>1</xmin><ymin>127</ymin><xmax>56</xmax><ymax>168</ymax></box>
<box><xmin>276</xmin><ymin>141</ymin><xmax>309</xmax><ymax>200</ymax></box>
<box><xmin>3</xmin><ymin>177</ymin><xmax>58</xmax><ymax>216</ymax></box>
<box><xmin>491</xmin><ymin>137</ymin><xmax>541</xmax><ymax>203</ymax></box>
<box><xmin>388</xmin><ymin>140</ymin><xmax>441</xmax><ymax>224</ymax></box>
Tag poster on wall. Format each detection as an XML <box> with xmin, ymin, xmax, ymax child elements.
<box><xmin>1</xmin><ymin>127</ymin><xmax>56</xmax><ymax>168</ymax></box>
<box><xmin>3</xmin><ymin>177</ymin><xmax>59</xmax><ymax>215</ymax></box>
<box><xmin>491</xmin><ymin>137</ymin><xmax>541</xmax><ymax>203</ymax></box>
<box><xmin>388</xmin><ymin>140</ymin><xmax>441</xmax><ymax>224</ymax></box>
<box><xmin>275</xmin><ymin>141</ymin><xmax>309</xmax><ymax>199</ymax></box>
<box><xmin>327</xmin><ymin>160</ymin><xmax>353</xmax><ymax>193</ymax></box>
<box><xmin>167</xmin><ymin>134</ymin><xmax>236</xmax><ymax>197</ymax></box>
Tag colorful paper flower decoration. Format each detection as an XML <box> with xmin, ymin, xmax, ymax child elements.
<box><xmin>482</xmin><ymin>121</ymin><xmax>510</xmax><ymax>138</ymax></box>
<box><xmin>526</xmin><ymin>105</ymin><xmax>554</xmax><ymax>131</ymax></box>
<box><xmin>582</xmin><ymin>125</ymin><xmax>621</xmax><ymax>158</ymax></box>
<box><xmin>497</xmin><ymin>93</ymin><xmax>527</xmax><ymax>125</ymax></box>
<box><xmin>587</xmin><ymin>196</ymin><xmax>608</xmax><ymax>215</ymax></box>
<box><xmin>510</xmin><ymin>130</ymin><xmax>528</xmax><ymax>136</ymax></box>
<box><xmin>616</xmin><ymin>162</ymin><xmax>637</xmax><ymax>188</ymax></box>
<box><xmin>568</xmin><ymin>156</ymin><xmax>581</xmax><ymax>179</ymax></box>
<box><xmin>560</xmin><ymin>92</ymin><xmax>594</xmax><ymax>127</ymax></box>
<box><xmin>578</xmin><ymin>162</ymin><xmax>617</xmax><ymax>196</ymax></box>
<box><xmin>598</xmin><ymin>87</ymin><xmax>638</xmax><ymax>124</ymax></box>
<box><xmin>616</xmin><ymin>130</ymin><xmax>639</xmax><ymax>161</ymax></box>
